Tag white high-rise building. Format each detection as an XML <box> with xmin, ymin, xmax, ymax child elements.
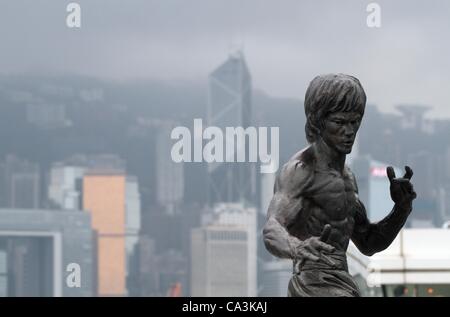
<box><xmin>191</xmin><ymin>203</ymin><xmax>257</xmax><ymax>296</ymax></box>
<box><xmin>48</xmin><ymin>163</ymin><xmax>85</xmax><ymax>210</ymax></box>
<box><xmin>48</xmin><ymin>154</ymin><xmax>129</xmax><ymax>211</ymax></box>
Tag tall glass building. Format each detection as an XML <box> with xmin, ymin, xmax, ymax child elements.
<box><xmin>207</xmin><ymin>52</ymin><xmax>256</xmax><ymax>206</ymax></box>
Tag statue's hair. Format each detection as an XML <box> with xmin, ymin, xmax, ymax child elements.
<box><xmin>304</xmin><ymin>73</ymin><xmax>366</xmax><ymax>143</ymax></box>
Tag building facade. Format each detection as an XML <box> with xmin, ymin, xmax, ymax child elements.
<box><xmin>83</xmin><ymin>171</ymin><xmax>126</xmax><ymax>296</ymax></box>
<box><xmin>0</xmin><ymin>208</ymin><xmax>95</xmax><ymax>297</ymax></box>
<box><xmin>191</xmin><ymin>203</ymin><xmax>257</xmax><ymax>296</ymax></box>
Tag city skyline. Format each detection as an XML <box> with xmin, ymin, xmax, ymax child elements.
<box><xmin>1</xmin><ymin>1</ymin><xmax>450</xmax><ymax>297</ymax></box>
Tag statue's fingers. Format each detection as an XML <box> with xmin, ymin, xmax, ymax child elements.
<box><xmin>320</xmin><ymin>224</ymin><xmax>332</xmax><ymax>242</ymax></box>
<box><xmin>304</xmin><ymin>243</ymin><xmax>321</xmax><ymax>257</ymax></box>
<box><xmin>298</xmin><ymin>249</ymin><xmax>319</xmax><ymax>262</ymax></box>
<box><xmin>320</xmin><ymin>254</ymin><xmax>338</xmax><ymax>268</ymax></box>
<box><xmin>387</xmin><ymin>166</ymin><xmax>396</xmax><ymax>183</ymax></box>
<box><xmin>408</xmin><ymin>184</ymin><xmax>417</xmax><ymax>199</ymax></box>
<box><xmin>400</xmin><ymin>181</ymin><xmax>413</xmax><ymax>193</ymax></box>
<box><xmin>311</xmin><ymin>239</ymin><xmax>335</xmax><ymax>253</ymax></box>
<box><xmin>394</xmin><ymin>178</ymin><xmax>410</xmax><ymax>183</ymax></box>
<box><xmin>320</xmin><ymin>242</ymin><xmax>335</xmax><ymax>253</ymax></box>
<box><xmin>403</xmin><ymin>166</ymin><xmax>413</xmax><ymax>180</ymax></box>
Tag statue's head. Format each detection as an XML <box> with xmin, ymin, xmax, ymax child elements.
<box><xmin>304</xmin><ymin>73</ymin><xmax>366</xmax><ymax>154</ymax></box>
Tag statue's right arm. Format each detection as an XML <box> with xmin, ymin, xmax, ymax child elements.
<box><xmin>262</xmin><ymin>193</ymin><xmax>303</xmax><ymax>259</ymax></box>
<box><xmin>262</xmin><ymin>160</ymin><xmax>308</xmax><ymax>259</ymax></box>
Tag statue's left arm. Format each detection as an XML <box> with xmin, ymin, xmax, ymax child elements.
<box><xmin>351</xmin><ymin>166</ymin><xmax>417</xmax><ymax>256</ymax></box>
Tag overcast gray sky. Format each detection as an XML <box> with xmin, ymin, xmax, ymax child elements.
<box><xmin>1</xmin><ymin>0</ymin><xmax>450</xmax><ymax>118</ymax></box>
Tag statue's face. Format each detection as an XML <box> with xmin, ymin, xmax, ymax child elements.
<box><xmin>321</xmin><ymin>111</ymin><xmax>362</xmax><ymax>154</ymax></box>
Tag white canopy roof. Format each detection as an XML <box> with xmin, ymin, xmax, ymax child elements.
<box><xmin>347</xmin><ymin>228</ymin><xmax>450</xmax><ymax>285</ymax></box>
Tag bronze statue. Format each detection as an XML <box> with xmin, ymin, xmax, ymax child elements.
<box><xmin>263</xmin><ymin>74</ymin><xmax>417</xmax><ymax>297</ymax></box>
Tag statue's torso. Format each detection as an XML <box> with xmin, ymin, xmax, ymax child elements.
<box><xmin>286</xmin><ymin>167</ymin><xmax>359</xmax><ymax>251</ymax></box>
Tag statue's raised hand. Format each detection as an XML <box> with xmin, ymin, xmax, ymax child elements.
<box><xmin>387</xmin><ymin>166</ymin><xmax>417</xmax><ymax>212</ymax></box>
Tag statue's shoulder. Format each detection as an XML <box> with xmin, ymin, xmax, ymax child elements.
<box><xmin>344</xmin><ymin>164</ymin><xmax>359</xmax><ymax>193</ymax></box>
<box><xmin>344</xmin><ymin>164</ymin><xmax>356</xmax><ymax>178</ymax></box>
<box><xmin>275</xmin><ymin>146</ymin><xmax>315</xmax><ymax>193</ymax></box>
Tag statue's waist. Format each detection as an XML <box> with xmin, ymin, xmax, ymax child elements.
<box><xmin>293</xmin><ymin>250</ymin><xmax>348</xmax><ymax>273</ymax></box>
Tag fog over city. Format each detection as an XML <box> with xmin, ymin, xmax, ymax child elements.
<box><xmin>1</xmin><ymin>0</ymin><xmax>450</xmax><ymax>117</ymax></box>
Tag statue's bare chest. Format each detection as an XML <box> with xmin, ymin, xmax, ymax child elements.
<box><xmin>307</xmin><ymin>170</ymin><xmax>358</xmax><ymax>220</ymax></box>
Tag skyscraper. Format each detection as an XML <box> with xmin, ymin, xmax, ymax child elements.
<box><xmin>83</xmin><ymin>170</ymin><xmax>126</xmax><ymax>296</ymax></box>
<box><xmin>190</xmin><ymin>203</ymin><xmax>257</xmax><ymax>296</ymax></box>
<box><xmin>207</xmin><ymin>52</ymin><xmax>256</xmax><ymax>205</ymax></box>
<box><xmin>155</xmin><ymin>120</ymin><xmax>184</xmax><ymax>215</ymax></box>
